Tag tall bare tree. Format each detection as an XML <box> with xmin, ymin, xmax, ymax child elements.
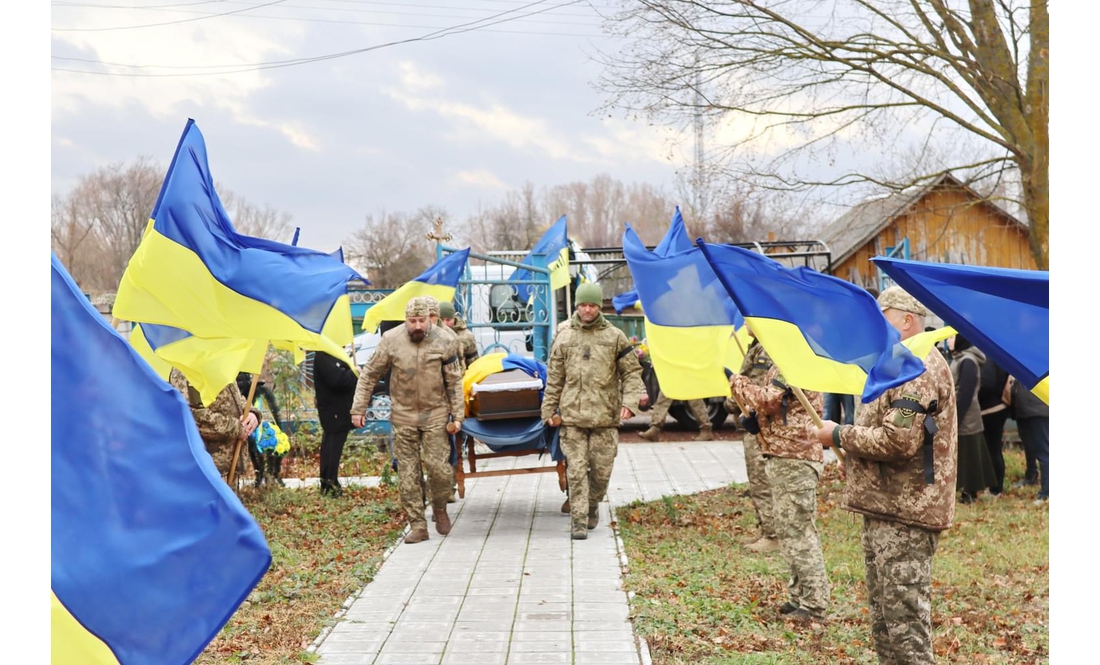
<box><xmin>344</xmin><ymin>206</ymin><xmax>443</xmax><ymax>288</ymax></box>
<box><xmin>598</xmin><ymin>0</ymin><xmax>1049</xmax><ymax>269</ymax></box>
<box><xmin>220</xmin><ymin>187</ymin><xmax>295</xmax><ymax>242</ymax></box>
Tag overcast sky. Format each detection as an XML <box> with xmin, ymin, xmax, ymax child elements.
<box><xmin>50</xmin><ymin>0</ymin><xmax>705</xmax><ymax>253</ymax></box>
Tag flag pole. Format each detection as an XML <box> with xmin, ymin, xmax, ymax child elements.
<box><xmin>227</xmin><ymin>346</ymin><xmax>270</xmax><ymax>488</ymax></box>
<box><xmin>724</xmin><ymin>330</ymin><xmax>753</xmax><ymax>421</ymax></box>
<box><xmin>790</xmin><ymin>385</ymin><xmax>845</xmax><ymax>463</ymax></box>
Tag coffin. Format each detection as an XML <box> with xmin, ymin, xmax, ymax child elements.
<box><xmin>468</xmin><ymin>369</ymin><xmax>542</xmax><ymax>421</ymax></box>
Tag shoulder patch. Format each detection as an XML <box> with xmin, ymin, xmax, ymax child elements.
<box><xmin>892</xmin><ymin>391</ymin><xmax>922</xmax><ymax>428</ymax></box>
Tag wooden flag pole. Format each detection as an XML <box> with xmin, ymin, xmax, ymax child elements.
<box><xmin>227</xmin><ymin>348</ymin><xmax>269</xmax><ymax>488</ymax></box>
<box><xmin>726</xmin><ymin>330</ymin><xmax>752</xmax><ymax>416</ymax></box>
<box><xmin>790</xmin><ymin>386</ymin><xmax>845</xmax><ymax>464</ymax></box>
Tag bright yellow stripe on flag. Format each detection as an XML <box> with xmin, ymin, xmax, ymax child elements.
<box><xmin>52</xmin><ymin>591</ymin><xmax>120</xmax><ymax>665</ymax></box>
<box><xmin>462</xmin><ymin>352</ymin><xmax>508</xmax><ymax>408</ymax></box>
<box><xmin>645</xmin><ymin>320</ymin><xmax>734</xmax><ymax>400</ymax></box>
<box><xmin>114</xmin><ymin>223</ymin><xmax>354</xmax><ymax>361</ymax></box>
<box><xmin>1031</xmin><ymin>376</ymin><xmax>1049</xmax><ymax>404</ymax></box>
<box><xmin>902</xmin><ymin>326</ymin><xmax>956</xmax><ymax>361</ymax></box>
<box><xmin>745</xmin><ymin>316</ymin><xmax>870</xmax><ymax>395</ymax></box>
<box><xmin>361</xmin><ymin>282</ymin><xmax>457</xmax><ymax>333</ymax></box>
<box><xmin>547</xmin><ymin>247</ymin><xmax>571</xmax><ymax>290</ymax></box>
<box><xmin>724</xmin><ymin>326</ymin><xmax>753</xmax><ymax>375</ymax></box>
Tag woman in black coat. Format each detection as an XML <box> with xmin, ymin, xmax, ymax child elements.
<box><xmin>313</xmin><ymin>350</ymin><xmax>360</xmax><ymax>497</ymax></box>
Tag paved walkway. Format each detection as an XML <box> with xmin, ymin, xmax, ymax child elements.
<box><xmin>312</xmin><ymin>441</ymin><xmax>752</xmax><ymax>665</ymax></box>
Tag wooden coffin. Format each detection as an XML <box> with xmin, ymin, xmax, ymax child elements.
<box><xmin>469</xmin><ymin>369</ymin><xmax>542</xmax><ymax>421</ymax></box>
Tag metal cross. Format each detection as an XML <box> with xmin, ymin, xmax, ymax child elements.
<box><xmin>425</xmin><ymin>217</ymin><xmax>452</xmax><ymax>244</ymax></box>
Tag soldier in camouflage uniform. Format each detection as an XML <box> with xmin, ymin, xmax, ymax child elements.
<box><xmin>170</xmin><ymin>369</ymin><xmax>261</xmax><ymax>483</ymax></box>
<box><xmin>351</xmin><ymin>297</ymin><xmax>465</xmax><ymax>544</ymax></box>
<box><xmin>815</xmin><ymin>286</ymin><xmax>958</xmax><ymax>664</ymax></box>
<box><xmin>439</xmin><ymin>301</ymin><xmax>479</xmax><ymax>371</ymax></box>
<box><xmin>730</xmin><ymin>362</ymin><xmax>829</xmax><ymax>622</ymax></box>
<box><xmin>638</xmin><ymin>391</ymin><xmax>712</xmax><ymax>442</ymax></box>
<box><xmin>542</xmin><ymin>282</ymin><xmax>648</xmax><ymax>540</ymax></box>
<box><xmin>725</xmin><ymin>331</ymin><xmax>779</xmax><ymax>554</ymax></box>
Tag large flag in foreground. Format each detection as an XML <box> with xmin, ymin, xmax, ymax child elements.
<box><xmin>362</xmin><ymin>248</ymin><xmax>471</xmax><ymax>333</ymax></box>
<box><xmin>623</xmin><ymin>218</ymin><xmax>743</xmax><ymax>400</ymax></box>
<box><xmin>509</xmin><ymin>215</ymin><xmax>570</xmax><ymax>302</ymax></box>
<box><xmin>873</xmin><ymin>257</ymin><xmax>1049</xmax><ymax>403</ymax></box>
<box><xmin>113</xmin><ymin>119</ymin><xmax>362</xmax><ymax>368</ymax></box>
<box><xmin>52</xmin><ymin>254</ymin><xmax>271</xmax><ymax>665</ymax></box>
<box><xmin>698</xmin><ymin>240</ymin><xmax>927</xmax><ymax>403</ymax></box>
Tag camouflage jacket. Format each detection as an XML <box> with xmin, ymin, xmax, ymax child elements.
<box><xmin>169</xmin><ymin>369</ymin><xmax>261</xmax><ymax>474</ymax></box>
<box><xmin>725</xmin><ymin>339</ymin><xmax>772</xmax><ymax>417</ymax></box>
<box><xmin>837</xmin><ymin>347</ymin><xmax>958</xmax><ymax>531</ymax></box>
<box><xmin>351</xmin><ymin>324</ymin><xmax>464</xmax><ymax>428</ymax></box>
<box><xmin>450</xmin><ymin>317</ymin><xmax>480</xmax><ymax>370</ymax></box>
<box><xmin>542</xmin><ymin>312</ymin><xmax>646</xmax><ymax>428</ymax></box>
<box><xmin>730</xmin><ymin>366</ymin><xmax>823</xmax><ymax>462</ymax></box>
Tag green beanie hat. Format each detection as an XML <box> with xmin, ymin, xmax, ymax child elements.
<box><xmin>439</xmin><ymin>301</ymin><xmax>456</xmax><ymax>319</ymax></box>
<box><xmin>575</xmin><ymin>282</ymin><xmax>603</xmax><ymax>306</ymax></box>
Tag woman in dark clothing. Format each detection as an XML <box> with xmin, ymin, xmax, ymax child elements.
<box><xmin>313</xmin><ymin>350</ymin><xmax>360</xmax><ymax>497</ymax></box>
<box><xmin>978</xmin><ymin>358</ymin><xmax>1011</xmax><ymax>495</ymax></box>
<box><xmin>1013</xmin><ymin>378</ymin><xmax>1050</xmax><ymax>503</ymax></box>
<box><xmin>950</xmin><ymin>334</ymin><xmax>998</xmax><ymax>503</ymax></box>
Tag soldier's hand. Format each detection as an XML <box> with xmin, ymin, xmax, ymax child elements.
<box><xmin>351</xmin><ymin>414</ymin><xmax>365</xmax><ymax>428</ymax></box>
<box><xmin>638</xmin><ymin>395</ymin><xmax>649</xmax><ymax>409</ymax></box>
<box><xmin>813</xmin><ymin>421</ymin><xmax>838</xmax><ymax>447</ymax></box>
<box><xmin>620</xmin><ymin>406</ymin><xmax>635</xmax><ymax>421</ymax></box>
<box><xmin>446</xmin><ymin>421</ymin><xmax>461</xmax><ymax>435</ymax></box>
<box><xmin>241</xmin><ymin>412</ymin><xmax>259</xmax><ymax>438</ymax></box>
<box><xmin>546</xmin><ymin>415</ymin><xmax>562</xmax><ymax>428</ymax></box>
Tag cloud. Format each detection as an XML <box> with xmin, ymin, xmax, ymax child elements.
<box><xmin>451</xmin><ymin>168</ymin><xmax>509</xmax><ymax>190</ymax></box>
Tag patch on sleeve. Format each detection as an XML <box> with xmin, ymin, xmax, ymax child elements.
<box><xmin>891</xmin><ymin>392</ymin><xmax>922</xmax><ymax>428</ymax></box>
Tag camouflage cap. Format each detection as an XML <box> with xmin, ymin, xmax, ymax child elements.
<box><xmin>422</xmin><ymin>295</ymin><xmax>440</xmax><ymax>315</ymax></box>
<box><xmin>405</xmin><ymin>297</ymin><xmax>430</xmax><ymax>318</ymax></box>
<box><xmin>877</xmin><ymin>286</ymin><xmax>928</xmax><ymax>316</ymax></box>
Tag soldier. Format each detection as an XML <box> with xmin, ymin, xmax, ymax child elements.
<box><xmin>725</xmin><ymin>328</ymin><xmax>779</xmax><ymax>554</ymax></box>
<box><xmin>542</xmin><ymin>282</ymin><xmax>648</xmax><ymax>540</ymax></box>
<box><xmin>729</xmin><ymin>356</ymin><xmax>829</xmax><ymax>623</ymax></box>
<box><xmin>439</xmin><ymin>300</ymin><xmax>479</xmax><ymax>371</ymax></box>
<box><xmin>638</xmin><ymin>391</ymin><xmax>712</xmax><ymax>442</ymax></box>
<box><xmin>351</xmin><ymin>297</ymin><xmax>465</xmax><ymax>544</ymax></box>
<box><xmin>170</xmin><ymin>369</ymin><xmax>261</xmax><ymax>483</ymax></box>
<box><xmin>423</xmin><ymin>295</ymin><xmax>464</xmax><ymax>505</ymax></box>
<box><xmin>814</xmin><ymin>286</ymin><xmax>958</xmax><ymax>663</ymax></box>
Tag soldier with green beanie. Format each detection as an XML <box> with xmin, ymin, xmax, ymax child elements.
<box><xmin>542</xmin><ymin>282</ymin><xmax>649</xmax><ymax>540</ymax></box>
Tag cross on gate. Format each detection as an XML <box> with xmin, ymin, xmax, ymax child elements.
<box><xmin>425</xmin><ymin>217</ymin><xmax>452</xmax><ymax>244</ymax></box>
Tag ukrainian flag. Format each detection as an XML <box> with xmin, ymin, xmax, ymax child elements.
<box><xmin>462</xmin><ymin>352</ymin><xmax>548</xmax><ymax>405</ymax></box>
<box><xmin>52</xmin><ymin>254</ymin><xmax>271</xmax><ymax>665</ymax></box>
<box><xmin>130</xmin><ymin>322</ymin><xmax>293</xmax><ymax>406</ymax></box>
<box><xmin>697</xmin><ymin>240</ymin><xmax>926</xmax><ymax>403</ymax></box>
<box><xmin>113</xmin><ymin>119</ymin><xmax>363</xmax><ymax>366</ymax></box>
<box><xmin>623</xmin><ymin>218</ymin><xmax>744</xmax><ymax>400</ymax></box>
<box><xmin>361</xmin><ymin>247</ymin><xmax>471</xmax><ymax>333</ymax></box>
<box><xmin>874</xmin><ymin>257</ymin><xmax>1049</xmax><ymax>404</ymax></box>
<box><xmin>510</xmin><ymin>215</ymin><xmax>570</xmax><ymax>302</ymax></box>
<box><xmin>612</xmin><ymin>289</ymin><xmax>642</xmax><ymax>314</ymax></box>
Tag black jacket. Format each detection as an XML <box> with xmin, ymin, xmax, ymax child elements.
<box><xmin>313</xmin><ymin>351</ymin><xmax>359</xmax><ymax>430</ymax></box>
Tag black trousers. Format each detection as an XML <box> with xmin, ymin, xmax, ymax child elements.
<box><xmin>320</xmin><ymin>426</ymin><xmax>351</xmax><ymax>488</ymax></box>
<box><xmin>981</xmin><ymin>409</ymin><xmax>1010</xmax><ymax>494</ymax></box>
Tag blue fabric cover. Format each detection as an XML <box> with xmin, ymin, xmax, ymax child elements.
<box><xmin>461</xmin><ymin>416</ymin><xmax>564</xmax><ymax>462</ymax></box>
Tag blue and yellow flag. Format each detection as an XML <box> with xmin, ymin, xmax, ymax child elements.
<box><xmin>612</xmin><ymin>289</ymin><xmax>641</xmax><ymax>314</ymax></box>
<box><xmin>362</xmin><ymin>247</ymin><xmax>471</xmax><ymax>333</ymax></box>
<box><xmin>623</xmin><ymin>220</ymin><xmax>744</xmax><ymax>400</ymax></box>
<box><xmin>113</xmin><ymin>119</ymin><xmax>362</xmax><ymax>365</ymax></box>
<box><xmin>52</xmin><ymin>254</ymin><xmax>271</xmax><ymax>665</ymax></box>
<box><xmin>510</xmin><ymin>215</ymin><xmax>570</xmax><ymax>301</ymax></box>
<box><xmin>698</xmin><ymin>240</ymin><xmax>926</xmax><ymax>403</ymax></box>
<box><xmin>462</xmin><ymin>352</ymin><xmax>549</xmax><ymax>405</ymax></box>
<box><xmin>874</xmin><ymin>257</ymin><xmax>1049</xmax><ymax>403</ymax></box>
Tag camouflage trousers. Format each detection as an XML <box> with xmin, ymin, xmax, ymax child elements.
<box><xmin>393</xmin><ymin>425</ymin><xmax>452</xmax><ymax>531</ymax></box>
<box><xmin>862</xmin><ymin>516</ymin><xmax>941</xmax><ymax>665</ymax></box>
<box><xmin>561</xmin><ymin>426</ymin><xmax>618</xmax><ymax>529</ymax></box>
<box><xmin>743</xmin><ymin>433</ymin><xmax>776</xmax><ymax>539</ymax></box>
<box><xmin>649</xmin><ymin>392</ymin><xmax>709</xmax><ymax>429</ymax></box>
<box><xmin>765</xmin><ymin>456</ymin><xmax>829</xmax><ymax>614</ymax></box>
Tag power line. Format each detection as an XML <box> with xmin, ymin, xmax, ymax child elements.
<box><xmin>51</xmin><ymin>0</ymin><xmax>598</xmax><ymax>77</ymax></box>
<box><xmin>53</xmin><ymin>0</ymin><xmax>289</xmax><ymax>31</ymax></box>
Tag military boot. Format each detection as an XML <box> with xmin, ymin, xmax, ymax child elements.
<box><xmin>560</xmin><ymin>497</ymin><xmax>571</xmax><ymax>514</ymax></box>
<box><xmin>587</xmin><ymin>506</ymin><xmax>600</xmax><ymax>530</ymax></box>
<box><xmin>571</xmin><ymin>522</ymin><xmax>588</xmax><ymax>540</ymax></box>
<box><xmin>638</xmin><ymin>426</ymin><xmax>661</xmax><ymax>442</ymax></box>
<box><xmin>404</xmin><ymin>527</ymin><xmax>430</xmax><ymax>544</ymax></box>
<box><xmin>434</xmin><ymin>504</ymin><xmax>452</xmax><ymax>536</ymax></box>
<box><xmin>694</xmin><ymin>425</ymin><xmax>713</xmax><ymax>441</ymax></box>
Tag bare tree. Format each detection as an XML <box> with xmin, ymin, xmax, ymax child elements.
<box><xmin>598</xmin><ymin>0</ymin><xmax>1049</xmax><ymax>269</ymax></box>
<box><xmin>344</xmin><ymin>206</ymin><xmax>442</xmax><ymax>288</ymax></box>
<box><xmin>219</xmin><ymin>187</ymin><xmax>295</xmax><ymax>242</ymax></box>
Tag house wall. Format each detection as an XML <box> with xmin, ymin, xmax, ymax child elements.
<box><xmin>835</xmin><ymin>188</ymin><xmax>1037</xmax><ymax>291</ymax></box>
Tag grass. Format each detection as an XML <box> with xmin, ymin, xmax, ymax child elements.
<box><xmin>615</xmin><ymin>444</ymin><xmax>1048</xmax><ymax>664</ymax></box>
<box><xmin>195</xmin><ymin>482</ymin><xmax>406</xmax><ymax>664</ymax></box>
